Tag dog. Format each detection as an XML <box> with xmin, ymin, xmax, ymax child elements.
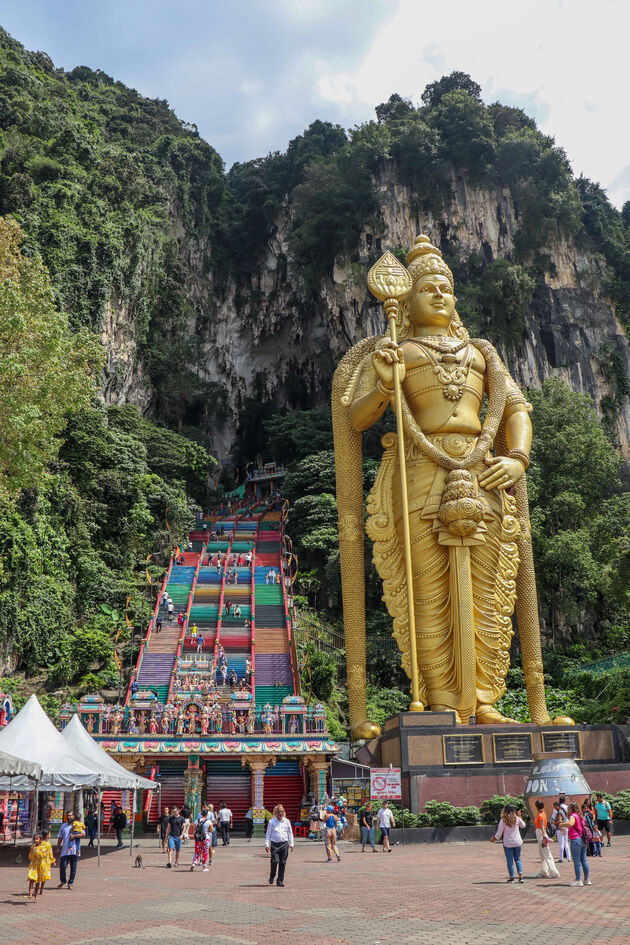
<box><xmin>134</xmin><ymin>854</ymin><xmax>145</xmax><ymax>869</ymax></box>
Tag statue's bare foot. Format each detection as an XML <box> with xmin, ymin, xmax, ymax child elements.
<box><xmin>476</xmin><ymin>705</ymin><xmax>518</xmax><ymax>724</ymax></box>
<box><xmin>352</xmin><ymin>720</ymin><xmax>381</xmax><ymax>739</ymax></box>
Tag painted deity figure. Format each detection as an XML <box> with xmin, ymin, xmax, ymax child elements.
<box><xmin>111</xmin><ymin>706</ymin><xmax>123</xmax><ymax>735</ymax></box>
<box><xmin>246</xmin><ymin>708</ymin><xmax>255</xmax><ymax>735</ymax></box>
<box><xmin>262</xmin><ymin>703</ymin><xmax>273</xmax><ymax>736</ymax></box>
<box><xmin>149</xmin><ymin>712</ymin><xmax>158</xmax><ymax>735</ymax></box>
<box><xmin>200</xmin><ymin>706</ymin><xmax>210</xmax><ymax>735</ymax></box>
<box><xmin>333</xmin><ymin>235</ymin><xmax>571</xmax><ymax>737</ymax></box>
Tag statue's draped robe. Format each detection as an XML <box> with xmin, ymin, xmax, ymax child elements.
<box><xmin>357</xmin><ymin>342</ymin><xmax>526</xmax><ymax>721</ymax></box>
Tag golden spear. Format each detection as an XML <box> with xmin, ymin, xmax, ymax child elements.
<box><xmin>367</xmin><ymin>251</ymin><xmax>423</xmax><ymax>711</ymax></box>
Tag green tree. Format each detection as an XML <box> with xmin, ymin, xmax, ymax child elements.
<box><xmin>421</xmin><ymin>72</ymin><xmax>482</xmax><ymax>108</ymax></box>
<box><xmin>0</xmin><ymin>216</ymin><xmax>100</xmax><ymax>499</ymax></box>
<box><xmin>481</xmin><ymin>258</ymin><xmax>535</xmax><ymax>345</ymax></box>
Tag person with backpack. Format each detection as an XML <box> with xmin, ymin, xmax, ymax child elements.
<box><xmin>533</xmin><ymin>800</ymin><xmax>559</xmax><ymax>878</ymax></box>
<box><xmin>190</xmin><ymin>808</ymin><xmax>213</xmax><ymax>872</ymax></box>
<box><xmin>566</xmin><ymin>802</ymin><xmax>592</xmax><ymax>886</ymax></box>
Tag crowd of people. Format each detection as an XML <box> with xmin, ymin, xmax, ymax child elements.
<box><xmin>21</xmin><ymin>788</ymin><xmax>618</xmax><ymax>897</ymax></box>
<box><xmin>491</xmin><ymin>792</ymin><xmax>612</xmax><ymax>886</ymax></box>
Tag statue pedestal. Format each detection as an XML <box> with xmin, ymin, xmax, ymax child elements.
<box><xmin>356</xmin><ymin>712</ymin><xmax>630</xmax><ymax>812</ymax></box>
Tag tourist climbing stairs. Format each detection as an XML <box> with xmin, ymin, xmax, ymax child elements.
<box><xmin>132</xmin><ymin>555</ymin><xmax>200</xmax><ymax>704</ymax></box>
<box><xmin>253</xmin><ymin>512</ymin><xmax>294</xmax><ymax>708</ymax></box>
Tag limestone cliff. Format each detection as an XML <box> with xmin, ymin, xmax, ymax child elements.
<box><xmin>103</xmin><ymin>162</ymin><xmax>630</xmax><ymax>461</ymax></box>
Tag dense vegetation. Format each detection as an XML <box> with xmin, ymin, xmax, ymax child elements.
<box><xmin>0</xmin><ymin>218</ymin><xmax>213</xmax><ymax>713</ymax></box>
<box><xmin>0</xmin><ymin>29</ymin><xmax>629</xmax><ymax>729</ymax></box>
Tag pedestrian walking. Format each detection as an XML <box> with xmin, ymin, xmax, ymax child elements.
<box><xmin>113</xmin><ymin>806</ymin><xmax>127</xmax><ymax>849</ymax></box>
<box><xmin>85</xmin><ymin>809</ymin><xmax>97</xmax><ymax>848</ymax></box>
<box><xmin>155</xmin><ymin>616</ymin><xmax>162</xmax><ymax>634</ymax></box>
<box><xmin>158</xmin><ymin>807</ymin><xmax>170</xmax><ymax>853</ymax></box>
<box><xmin>265</xmin><ymin>804</ymin><xmax>294</xmax><ymax>887</ymax></box>
<box><xmin>551</xmin><ymin>800</ymin><xmax>570</xmax><ymax>864</ymax></box>
<box><xmin>533</xmin><ymin>800</ymin><xmax>559</xmax><ymax>878</ymax></box>
<box><xmin>165</xmin><ymin>806</ymin><xmax>185</xmax><ymax>868</ymax></box>
<box><xmin>490</xmin><ymin>804</ymin><xmax>525</xmax><ymax>883</ymax></box>
<box><xmin>361</xmin><ymin>802</ymin><xmax>376</xmax><ymax>852</ymax></box>
<box><xmin>218</xmin><ymin>802</ymin><xmax>233</xmax><ymax>845</ymax></box>
<box><xmin>27</xmin><ymin>831</ymin><xmax>55</xmax><ymax>899</ymax></box>
<box><xmin>197</xmin><ymin>634</ymin><xmax>204</xmax><ymax>655</ymax></box>
<box><xmin>245</xmin><ymin>807</ymin><xmax>254</xmax><ymax>841</ymax></box>
<box><xmin>167</xmin><ymin>599</ymin><xmax>174</xmax><ymax>622</ymax></box>
<box><xmin>190</xmin><ymin>809</ymin><xmax>213</xmax><ymax>872</ymax></box>
<box><xmin>594</xmin><ymin>793</ymin><xmax>613</xmax><ymax>847</ymax></box>
<box><xmin>566</xmin><ymin>803</ymin><xmax>592</xmax><ymax>886</ymax></box>
<box><xmin>324</xmin><ymin>805</ymin><xmax>341</xmax><ymax>862</ymax></box>
<box><xmin>180</xmin><ymin>804</ymin><xmax>191</xmax><ymax>845</ymax></box>
<box><xmin>376</xmin><ymin>801</ymin><xmax>396</xmax><ymax>853</ymax></box>
<box><xmin>56</xmin><ymin>811</ymin><xmax>84</xmax><ymax>890</ymax></box>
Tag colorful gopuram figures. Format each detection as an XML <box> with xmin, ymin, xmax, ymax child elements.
<box><xmin>111</xmin><ymin>705</ymin><xmax>124</xmax><ymax>735</ymax></box>
<box><xmin>149</xmin><ymin>711</ymin><xmax>158</xmax><ymax>735</ymax></box>
<box><xmin>246</xmin><ymin>708</ymin><xmax>255</xmax><ymax>735</ymax></box>
<box><xmin>200</xmin><ymin>705</ymin><xmax>211</xmax><ymax>735</ymax></box>
<box><xmin>262</xmin><ymin>703</ymin><xmax>274</xmax><ymax>736</ymax></box>
<box><xmin>214</xmin><ymin>704</ymin><xmax>223</xmax><ymax>733</ymax></box>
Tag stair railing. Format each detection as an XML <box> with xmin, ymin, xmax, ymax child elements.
<box><xmin>166</xmin><ymin>542</ymin><xmax>206</xmax><ymax>705</ymax></box>
<box><xmin>124</xmin><ymin>556</ymin><xmax>174</xmax><ymax>706</ymax></box>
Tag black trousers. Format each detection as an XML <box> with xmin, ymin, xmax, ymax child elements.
<box><xmin>220</xmin><ymin>822</ymin><xmax>230</xmax><ymax>844</ymax></box>
<box><xmin>115</xmin><ymin>827</ymin><xmax>123</xmax><ymax>846</ymax></box>
<box><xmin>245</xmin><ymin>818</ymin><xmax>254</xmax><ymax>839</ymax></box>
<box><xmin>269</xmin><ymin>841</ymin><xmax>289</xmax><ymax>884</ymax></box>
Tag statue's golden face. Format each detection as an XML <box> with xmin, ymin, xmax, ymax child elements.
<box><xmin>409</xmin><ymin>273</ymin><xmax>455</xmax><ymax>331</ymax></box>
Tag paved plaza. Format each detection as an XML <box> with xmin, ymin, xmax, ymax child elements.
<box><xmin>1</xmin><ymin>834</ymin><xmax>630</xmax><ymax>945</ymax></box>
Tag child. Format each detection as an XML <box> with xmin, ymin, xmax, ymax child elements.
<box><xmin>591</xmin><ymin>823</ymin><xmax>603</xmax><ymax>856</ymax></box>
<box><xmin>27</xmin><ymin>831</ymin><xmax>55</xmax><ymax>899</ymax></box>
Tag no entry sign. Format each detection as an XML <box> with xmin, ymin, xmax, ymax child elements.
<box><xmin>370</xmin><ymin>767</ymin><xmax>402</xmax><ymax>800</ymax></box>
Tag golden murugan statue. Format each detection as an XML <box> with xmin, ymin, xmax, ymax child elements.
<box><xmin>332</xmin><ymin>236</ymin><xmax>572</xmax><ymax>738</ymax></box>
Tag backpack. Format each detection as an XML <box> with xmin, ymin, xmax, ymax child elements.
<box><xmin>194</xmin><ymin>819</ymin><xmax>207</xmax><ymax>843</ymax></box>
<box><xmin>580</xmin><ymin>817</ymin><xmax>593</xmax><ymax>845</ymax></box>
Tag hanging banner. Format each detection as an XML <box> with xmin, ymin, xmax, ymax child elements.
<box><xmin>370</xmin><ymin>767</ymin><xmax>402</xmax><ymax>800</ymax></box>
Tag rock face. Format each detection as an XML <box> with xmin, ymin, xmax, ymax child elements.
<box><xmin>106</xmin><ymin>162</ymin><xmax>630</xmax><ymax>460</ymax></box>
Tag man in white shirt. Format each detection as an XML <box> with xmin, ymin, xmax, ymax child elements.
<box><xmin>265</xmin><ymin>804</ymin><xmax>294</xmax><ymax>887</ymax></box>
<box><xmin>376</xmin><ymin>801</ymin><xmax>396</xmax><ymax>853</ymax></box>
<box><xmin>218</xmin><ymin>802</ymin><xmax>233</xmax><ymax>845</ymax></box>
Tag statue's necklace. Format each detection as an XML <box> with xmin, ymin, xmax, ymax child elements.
<box><xmin>413</xmin><ymin>339</ymin><xmax>473</xmax><ymax>402</ymax></box>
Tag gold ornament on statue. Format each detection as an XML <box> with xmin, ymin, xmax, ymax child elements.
<box><xmin>332</xmin><ymin>233</ymin><xmax>573</xmax><ymax>737</ymax></box>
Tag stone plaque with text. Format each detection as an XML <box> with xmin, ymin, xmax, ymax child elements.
<box><xmin>542</xmin><ymin>731</ymin><xmax>582</xmax><ymax>759</ymax></box>
<box><xmin>443</xmin><ymin>733</ymin><xmax>484</xmax><ymax>765</ymax></box>
<box><xmin>493</xmin><ymin>733</ymin><xmax>533</xmax><ymax>764</ymax></box>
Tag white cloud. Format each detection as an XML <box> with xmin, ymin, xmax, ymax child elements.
<box><xmin>313</xmin><ymin>0</ymin><xmax>630</xmax><ymax>206</ymax></box>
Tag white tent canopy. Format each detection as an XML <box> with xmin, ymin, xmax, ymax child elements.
<box><xmin>60</xmin><ymin>714</ymin><xmax>156</xmax><ymax>790</ymax></box>
<box><xmin>0</xmin><ymin>748</ymin><xmax>41</xmax><ymax>781</ymax></box>
<box><xmin>0</xmin><ymin>694</ymin><xmax>101</xmax><ymax>790</ymax></box>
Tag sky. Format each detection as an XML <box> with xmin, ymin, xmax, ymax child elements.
<box><xmin>1</xmin><ymin>0</ymin><xmax>628</xmax><ymax>207</ymax></box>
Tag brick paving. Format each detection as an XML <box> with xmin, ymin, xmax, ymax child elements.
<box><xmin>1</xmin><ymin>834</ymin><xmax>630</xmax><ymax>945</ymax></box>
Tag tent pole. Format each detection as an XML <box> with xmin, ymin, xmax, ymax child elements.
<box><xmin>32</xmin><ymin>784</ymin><xmax>39</xmax><ymax>838</ymax></box>
<box><xmin>97</xmin><ymin>787</ymin><xmax>102</xmax><ymax>868</ymax></box>
<box><xmin>130</xmin><ymin>788</ymin><xmax>136</xmax><ymax>856</ymax></box>
<box><xmin>13</xmin><ymin>791</ymin><xmax>19</xmax><ymax>846</ymax></box>
<box><xmin>158</xmin><ymin>784</ymin><xmax>161</xmax><ymax>847</ymax></box>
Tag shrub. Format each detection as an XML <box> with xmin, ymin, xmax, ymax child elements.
<box><xmin>479</xmin><ymin>794</ymin><xmax>529</xmax><ymax>824</ymax></box>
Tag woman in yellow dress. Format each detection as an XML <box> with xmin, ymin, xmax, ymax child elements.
<box><xmin>27</xmin><ymin>830</ymin><xmax>55</xmax><ymax>899</ymax></box>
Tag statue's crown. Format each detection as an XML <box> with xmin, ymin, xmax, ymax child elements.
<box><xmin>406</xmin><ymin>234</ymin><xmax>454</xmax><ymax>291</ymax></box>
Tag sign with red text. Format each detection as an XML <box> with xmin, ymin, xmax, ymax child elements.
<box><xmin>370</xmin><ymin>767</ymin><xmax>401</xmax><ymax>800</ymax></box>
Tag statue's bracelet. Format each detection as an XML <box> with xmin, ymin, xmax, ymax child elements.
<box><xmin>507</xmin><ymin>448</ymin><xmax>530</xmax><ymax>470</ymax></box>
<box><xmin>377</xmin><ymin>380</ymin><xmax>395</xmax><ymax>399</ymax></box>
